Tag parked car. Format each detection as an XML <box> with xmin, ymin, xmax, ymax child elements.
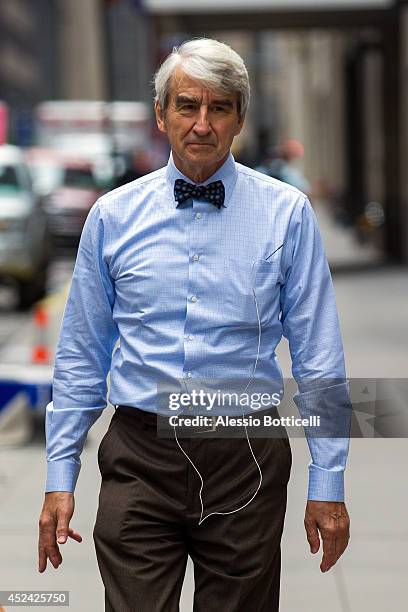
<box><xmin>0</xmin><ymin>145</ymin><xmax>50</xmax><ymax>309</ymax></box>
<box><xmin>42</xmin><ymin>158</ymin><xmax>108</xmax><ymax>246</ymax></box>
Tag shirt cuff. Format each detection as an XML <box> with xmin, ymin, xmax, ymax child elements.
<box><xmin>45</xmin><ymin>459</ymin><xmax>80</xmax><ymax>493</ymax></box>
<box><xmin>294</xmin><ymin>380</ymin><xmax>352</xmax><ymax>437</ymax></box>
<box><xmin>307</xmin><ymin>464</ymin><xmax>345</xmax><ymax>501</ymax></box>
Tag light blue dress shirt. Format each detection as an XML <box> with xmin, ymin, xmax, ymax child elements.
<box><xmin>45</xmin><ymin>152</ymin><xmax>351</xmax><ymax>500</ymax></box>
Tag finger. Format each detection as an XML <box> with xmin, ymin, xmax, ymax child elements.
<box><xmin>334</xmin><ymin>539</ymin><xmax>348</xmax><ymax>565</ymax></box>
<box><xmin>67</xmin><ymin>528</ymin><xmax>83</xmax><ymax>543</ymax></box>
<box><xmin>38</xmin><ymin>546</ymin><xmax>47</xmax><ymax>573</ymax></box>
<box><xmin>44</xmin><ymin>544</ymin><xmax>62</xmax><ymax>569</ymax></box>
<box><xmin>304</xmin><ymin>518</ymin><xmax>320</xmax><ymax>554</ymax></box>
<box><xmin>39</xmin><ymin>516</ymin><xmax>59</xmax><ymax>569</ymax></box>
<box><xmin>42</xmin><ymin>529</ymin><xmax>81</xmax><ymax>570</ymax></box>
<box><xmin>321</xmin><ymin>530</ymin><xmax>337</xmax><ymax>572</ymax></box>
<box><xmin>333</xmin><ymin>527</ymin><xmax>350</xmax><ymax>564</ymax></box>
<box><xmin>56</xmin><ymin>510</ymin><xmax>71</xmax><ymax>544</ymax></box>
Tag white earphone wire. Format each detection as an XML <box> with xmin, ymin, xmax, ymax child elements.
<box><xmin>173</xmin><ymin>287</ymin><xmax>263</xmax><ymax>525</ymax></box>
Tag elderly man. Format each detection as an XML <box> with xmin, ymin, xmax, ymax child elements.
<box><xmin>38</xmin><ymin>39</ymin><xmax>351</xmax><ymax>611</ymax></box>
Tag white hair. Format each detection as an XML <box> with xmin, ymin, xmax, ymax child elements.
<box><xmin>154</xmin><ymin>38</ymin><xmax>250</xmax><ymax>120</ymax></box>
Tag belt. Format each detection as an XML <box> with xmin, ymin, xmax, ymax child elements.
<box><xmin>116</xmin><ymin>405</ymin><xmax>158</xmax><ymax>427</ymax></box>
<box><xmin>115</xmin><ymin>405</ymin><xmax>283</xmax><ymax>437</ymax></box>
<box><xmin>116</xmin><ymin>404</ymin><xmax>217</xmax><ymax>434</ymax></box>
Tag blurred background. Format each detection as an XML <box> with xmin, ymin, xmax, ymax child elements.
<box><xmin>0</xmin><ymin>1</ymin><xmax>407</xmax><ymax>611</ymax></box>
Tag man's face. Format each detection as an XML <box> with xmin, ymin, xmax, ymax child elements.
<box><xmin>155</xmin><ymin>68</ymin><xmax>244</xmax><ymax>182</ymax></box>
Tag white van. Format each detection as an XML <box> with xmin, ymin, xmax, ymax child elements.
<box><xmin>0</xmin><ymin>145</ymin><xmax>50</xmax><ymax>309</ymax></box>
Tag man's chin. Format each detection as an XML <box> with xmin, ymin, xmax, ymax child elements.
<box><xmin>184</xmin><ymin>148</ymin><xmax>219</xmax><ymax>163</ymax></box>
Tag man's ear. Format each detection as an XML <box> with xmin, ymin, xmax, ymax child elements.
<box><xmin>235</xmin><ymin>114</ymin><xmax>245</xmax><ymax>136</ymax></box>
<box><xmin>155</xmin><ymin>101</ymin><xmax>167</xmax><ymax>134</ymax></box>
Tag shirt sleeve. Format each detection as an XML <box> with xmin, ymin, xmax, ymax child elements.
<box><xmin>45</xmin><ymin>200</ymin><xmax>119</xmax><ymax>493</ymax></box>
<box><xmin>280</xmin><ymin>196</ymin><xmax>352</xmax><ymax>502</ymax></box>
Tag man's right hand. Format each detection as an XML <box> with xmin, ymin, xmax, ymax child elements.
<box><xmin>38</xmin><ymin>492</ymin><xmax>82</xmax><ymax>572</ymax></box>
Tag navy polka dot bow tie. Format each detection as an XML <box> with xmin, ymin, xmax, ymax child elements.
<box><xmin>174</xmin><ymin>178</ymin><xmax>225</xmax><ymax>208</ymax></box>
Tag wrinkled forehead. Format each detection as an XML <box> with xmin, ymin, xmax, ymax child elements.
<box><xmin>168</xmin><ymin>68</ymin><xmax>237</xmax><ymax>105</ymax></box>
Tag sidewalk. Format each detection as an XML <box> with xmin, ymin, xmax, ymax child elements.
<box><xmin>313</xmin><ymin>200</ymin><xmax>383</xmax><ymax>269</ymax></box>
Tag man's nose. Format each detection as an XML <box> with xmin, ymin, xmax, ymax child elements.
<box><xmin>193</xmin><ymin>108</ymin><xmax>211</xmax><ymax>135</ymax></box>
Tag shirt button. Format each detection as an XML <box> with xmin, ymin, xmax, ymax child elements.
<box><xmin>193</xmin><ymin>254</ymin><xmax>200</xmax><ymax>262</ymax></box>
<box><xmin>191</xmin><ymin>295</ymin><xmax>197</xmax><ymax>302</ymax></box>
<box><xmin>195</xmin><ymin>212</ymin><xmax>202</xmax><ymax>219</ymax></box>
<box><xmin>187</xmin><ymin>372</ymin><xmax>193</xmax><ymax>378</ymax></box>
<box><xmin>187</xmin><ymin>335</ymin><xmax>194</xmax><ymax>341</ymax></box>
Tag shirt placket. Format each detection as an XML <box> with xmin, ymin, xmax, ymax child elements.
<box><xmin>182</xmin><ymin>199</ymin><xmax>213</xmax><ymax>398</ymax></box>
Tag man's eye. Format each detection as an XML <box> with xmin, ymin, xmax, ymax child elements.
<box><xmin>179</xmin><ymin>104</ymin><xmax>195</xmax><ymax>111</ymax></box>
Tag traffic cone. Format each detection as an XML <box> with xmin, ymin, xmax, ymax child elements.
<box><xmin>32</xmin><ymin>304</ymin><xmax>50</xmax><ymax>364</ymax></box>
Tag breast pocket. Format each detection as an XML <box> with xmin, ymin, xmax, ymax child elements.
<box><xmin>219</xmin><ymin>257</ymin><xmax>281</xmax><ymax>329</ymax></box>
<box><xmin>219</xmin><ymin>258</ymin><xmax>256</xmax><ymax>329</ymax></box>
<box><xmin>250</xmin><ymin>259</ymin><xmax>282</xmax><ymax>326</ymax></box>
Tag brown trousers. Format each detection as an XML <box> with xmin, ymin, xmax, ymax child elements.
<box><xmin>93</xmin><ymin>407</ymin><xmax>292</xmax><ymax>612</ymax></box>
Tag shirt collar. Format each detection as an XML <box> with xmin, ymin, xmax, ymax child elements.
<box><xmin>165</xmin><ymin>151</ymin><xmax>238</xmax><ymax>208</ymax></box>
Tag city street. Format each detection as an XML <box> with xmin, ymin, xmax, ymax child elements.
<box><xmin>0</xmin><ymin>212</ymin><xmax>407</xmax><ymax>611</ymax></box>
<box><xmin>1</xmin><ymin>1</ymin><xmax>407</xmax><ymax>610</ymax></box>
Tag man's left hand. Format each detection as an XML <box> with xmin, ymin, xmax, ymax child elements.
<box><xmin>304</xmin><ymin>500</ymin><xmax>350</xmax><ymax>573</ymax></box>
